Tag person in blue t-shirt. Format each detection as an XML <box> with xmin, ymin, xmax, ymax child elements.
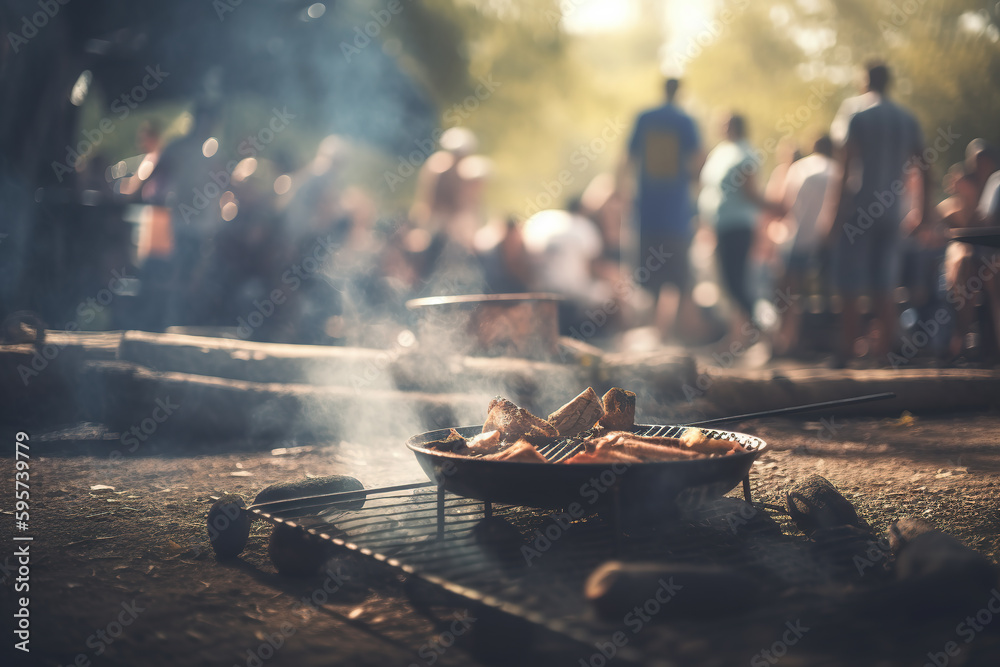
<box><xmin>625</xmin><ymin>77</ymin><xmax>704</xmax><ymax>342</ymax></box>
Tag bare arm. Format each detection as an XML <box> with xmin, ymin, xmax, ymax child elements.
<box><xmin>741</xmin><ymin>171</ymin><xmax>785</xmax><ymax>217</ymax></box>
<box><xmin>824</xmin><ymin>138</ymin><xmax>858</xmax><ymax>244</ymax></box>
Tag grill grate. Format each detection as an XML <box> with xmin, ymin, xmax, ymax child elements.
<box><xmin>251</xmin><ymin>474</ymin><xmax>871</xmax><ymax>663</ymax></box>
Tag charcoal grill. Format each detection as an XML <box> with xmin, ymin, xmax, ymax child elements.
<box><xmin>246</xmin><ymin>478</ymin><xmax>890</xmax><ymax>665</ymax></box>
<box><xmin>233</xmin><ymin>394</ymin><xmax>900</xmax><ymax>664</ymax></box>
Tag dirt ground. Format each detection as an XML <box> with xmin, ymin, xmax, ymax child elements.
<box><xmin>2</xmin><ymin>410</ymin><xmax>1000</xmax><ymax>667</ymax></box>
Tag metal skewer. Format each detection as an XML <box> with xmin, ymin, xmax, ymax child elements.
<box><xmin>681</xmin><ymin>391</ymin><xmax>896</xmax><ymax>427</ymax></box>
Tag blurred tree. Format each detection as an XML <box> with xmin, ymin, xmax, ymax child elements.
<box><xmin>682</xmin><ymin>0</ymin><xmax>1000</xmax><ymax>193</ymax></box>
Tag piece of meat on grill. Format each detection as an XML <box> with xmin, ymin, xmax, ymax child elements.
<box><xmin>484</xmin><ymin>439</ymin><xmax>549</xmax><ymax>463</ymax></box>
<box><xmin>597</xmin><ymin>387</ymin><xmax>636</xmax><ymax>431</ymax></box>
<box><xmin>423</xmin><ymin>428</ymin><xmax>471</xmax><ymax>455</ymax></box>
<box><xmin>483</xmin><ymin>397</ymin><xmax>558</xmax><ymax>444</ymax></box>
<box><xmin>466</xmin><ymin>430</ymin><xmax>505</xmax><ymax>456</ymax></box>
<box><xmin>680</xmin><ymin>428</ymin><xmax>747</xmax><ymax>455</ymax></box>
<box><xmin>547</xmin><ymin>387</ymin><xmax>605</xmax><ymax>437</ymax></box>
<box><xmin>563</xmin><ymin>448</ymin><xmax>642</xmax><ymax>465</ymax></box>
<box><xmin>572</xmin><ymin>432</ymin><xmax>702</xmax><ymax>462</ymax></box>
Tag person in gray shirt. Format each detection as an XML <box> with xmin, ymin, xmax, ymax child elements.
<box><xmin>825</xmin><ymin>62</ymin><xmax>928</xmax><ymax>366</ymax></box>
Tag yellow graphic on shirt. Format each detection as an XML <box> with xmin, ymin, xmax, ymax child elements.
<box><xmin>643</xmin><ymin>129</ymin><xmax>680</xmax><ymax>179</ymax></box>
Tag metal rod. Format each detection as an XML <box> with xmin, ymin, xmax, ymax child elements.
<box><xmin>682</xmin><ymin>392</ymin><xmax>896</xmax><ymax>427</ymax></box>
<box><xmin>248</xmin><ymin>480</ymin><xmax>435</xmax><ymax>510</ymax></box>
<box><xmin>742</xmin><ymin>476</ymin><xmax>752</xmax><ymax>504</ymax></box>
<box><xmin>436</xmin><ymin>483</ymin><xmax>446</xmax><ymax>540</ymax></box>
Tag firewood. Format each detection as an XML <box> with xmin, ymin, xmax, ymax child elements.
<box><xmin>585</xmin><ymin>561</ymin><xmax>762</xmax><ymax>620</ymax></box>
<box><xmin>546</xmin><ymin>387</ymin><xmax>605</xmax><ymax>437</ymax></box>
<box><xmin>786</xmin><ymin>475</ymin><xmax>868</xmax><ymax>535</ymax></box>
<box><xmin>888</xmin><ymin>518</ymin><xmax>997</xmax><ymax>587</ymax></box>
<box><xmin>880</xmin><ymin>518</ymin><xmax>1000</xmax><ymax>617</ymax></box>
<box><xmin>597</xmin><ymin>387</ymin><xmax>636</xmax><ymax>431</ymax></box>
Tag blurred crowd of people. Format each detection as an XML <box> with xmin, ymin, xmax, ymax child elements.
<box><xmin>625</xmin><ymin>62</ymin><xmax>1000</xmax><ymax>367</ymax></box>
<box><xmin>83</xmin><ymin>60</ymin><xmax>1000</xmax><ymax>365</ymax></box>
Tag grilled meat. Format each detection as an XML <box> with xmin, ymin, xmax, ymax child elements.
<box><xmin>547</xmin><ymin>387</ymin><xmax>605</xmax><ymax>437</ymax></box>
<box><xmin>484</xmin><ymin>397</ymin><xmax>558</xmax><ymax>444</ymax></box>
<box><xmin>597</xmin><ymin>387</ymin><xmax>636</xmax><ymax>431</ymax></box>
<box><xmin>484</xmin><ymin>439</ymin><xmax>549</xmax><ymax>463</ymax></box>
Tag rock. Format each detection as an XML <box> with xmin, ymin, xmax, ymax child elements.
<box><xmin>207</xmin><ymin>494</ymin><xmax>251</xmax><ymax>559</ymax></box>
<box><xmin>884</xmin><ymin>518</ymin><xmax>1000</xmax><ymax>617</ymax></box>
<box><xmin>253</xmin><ymin>475</ymin><xmax>366</xmax><ymax>513</ymax></box>
<box><xmin>268</xmin><ymin>523</ymin><xmax>333</xmax><ymax>577</ymax></box>
<box><xmin>786</xmin><ymin>475</ymin><xmax>867</xmax><ymax>535</ymax></box>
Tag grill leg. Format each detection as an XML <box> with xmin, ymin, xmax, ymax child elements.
<box><xmin>742</xmin><ymin>475</ymin><xmax>753</xmax><ymax>504</ymax></box>
<box><xmin>611</xmin><ymin>484</ymin><xmax>622</xmax><ymax>555</ymax></box>
<box><xmin>437</xmin><ymin>483</ymin><xmax>446</xmax><ymax>540</ymax></box>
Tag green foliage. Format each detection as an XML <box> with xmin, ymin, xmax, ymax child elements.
<box><xmin>683</xmin><ymin>0</ymin><xmax>1000</xmax><ymax>188</ymax></box>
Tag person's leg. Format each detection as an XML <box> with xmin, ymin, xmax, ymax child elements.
<box><xmin>945</xmin><ymin>243</ymin><xmax>974</xmax><ymax>356</ymax></box>
<box><xmin>981</xmin><ymin>252</ymin><xmax>1000</xmax><ymax>358</ymax></box>
<box><xmin>837</xmin><ymin>293</ymin><xmax>859</xmax><ymax>362</ymax></box>
<box><xmin>872</xmin><ymin>223</ymin><xmax>902</xmax><ymax>358</ymax></box>
<box><xmin>833</xmin><ymin>224</ymin><xmax>866</xmax><ymax>365</ymax></box>
<box><xmin>716</xmin><ymin>228</ymin><xmax>754</xmax><ymax>343</ymax></box>
<box><xmin>654</xmin><ymin>284</ymin><xmax>680</xmax><ymax>340</ymax></box>
<box><xmin>775</xmin><ymin>264</ymin><xmax>804</xmax><ymax>356</ymax></box>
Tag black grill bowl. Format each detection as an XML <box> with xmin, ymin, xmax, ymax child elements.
<box><xmin>406</xmin><ymin>424</ymin><xmax>767</xmax><ymax>514</ymax></box>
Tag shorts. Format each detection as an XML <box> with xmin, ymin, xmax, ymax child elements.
<box><xmin>636</xmin><ymin>234</ymin><xmax>691</xmax><ymax>293</ymax></box>
<box><xmin>833</xmin><ymin>219</ymin><xmax>900</xmax><ymax>294</ymax></box>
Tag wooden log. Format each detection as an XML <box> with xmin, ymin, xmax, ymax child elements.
<box><xmin>585</xmin><ymin>560</ymin><xmax>762</xmax><ymax>620</ymax></box>
<box><xmin>79</xmin><ymin>359</ymin><xmax>491</xmax><ymax>441</ymax></box>
<box><xmin>546</xmin><ymin>387</ymin><xmax>604</xmax><ymax>436</ymax></box>
<box><xmin>888</xmin><ymin>518</ymin><xmax>997</xmax><ymax>586</ymax></box>
<box><xmin>786</xmin><ymin>475</ymin><xmax>868</xmax><ymax>535</ymax></box>
<box><xmin>881</xmin><ymin>518</ymin><xmax>1000</xmax><ymax>617</ymax></box>
<box><xmin>597</xmin><ymin>387</ymin><xmax>636</xmax><ymax>431</ymax></box>
<box><xmin>689</xmin><ymin>367</ymin><xmax>1000</xmax><ymax>419</ymax></box>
